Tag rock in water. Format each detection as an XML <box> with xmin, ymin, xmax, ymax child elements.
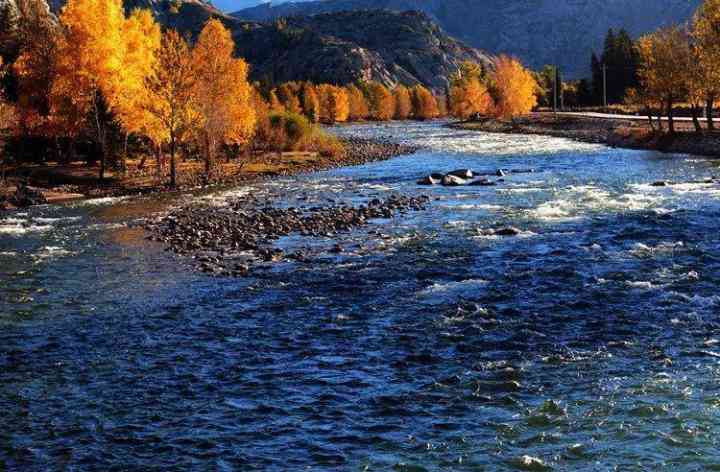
<box><xmin>417</xmin><ymin>175</ymin><xmax>440</xmax><ymax>185</ymax></box>
<box><xmin>651</xmin><ymin>181</ymin><xmax>669</xmax><ymax>187</ymax></box>
<box><xmin>494</xmin><ymin>227</ymin><xmax>521</xmax><ymax>236</ymax></box>
<box><xmin>496</xmin><ymin>169</ymin><xmax>506</xmax><ymax>177</ymax></box>
<box><xmin>442</xmin><ymin>175</ymin><xmax>468</xmax><ymax>186</ymax></box>
<box><xmin>469</xmin><ymin>178</ymin><xmax>496</xmax><ymax>186</ymax></box>
<box><xmin>447</xmin><ymin>169</ymin><xmax>474</xmax><ymax>179</ymax></box>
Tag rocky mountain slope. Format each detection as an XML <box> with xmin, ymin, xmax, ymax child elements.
<box><xmin>234</xmin><ymin>0</ymin><xmax>703</xmax><ymax>77</ymax></box>
<box><xmin>231</xmin><ymin>9</ymin><xmax>491</xmax><ymax>89</ymax></box>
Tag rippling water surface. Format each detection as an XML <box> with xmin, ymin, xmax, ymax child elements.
<box><xmin>3</xmin><ymin>122</ymin><xmax>720</xmax><ymax>470</ymax></box>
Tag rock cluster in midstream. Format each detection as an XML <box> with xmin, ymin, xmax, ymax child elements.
<box><xmin>143</xmin><ymin>194</ymin><xmax>431</xmax><ymax>277</ymax></box>
<box><xmin>417</xmin><ymin>168</ymin><xmax>535</xmax><ymax>186</ymax></box>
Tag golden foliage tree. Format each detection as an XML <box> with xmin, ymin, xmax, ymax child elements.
<box><xmin>692</xmin><ymin>0</ymin><xmax>720</xmax><ymax>129</ymax></box>
<box><xmin>192</xmin><ymin>19</ymin><xmax>256</xmax><ymax>175</ymax></box>
<box><xmin>364</xmin><ymin>82</ymin><xmax>394</xmax><ymax>121</ymax></box>
<box><xmin>491</xmin><ymin>55</ymin><xmax>538</xmax><ymax>120</ymax></box>
<box><xmin>300</xmin><ymin>82</ymin><xmax>320</xmax><ymax>122</ymax></box>
<box><xmin>346</xmin><ymin>84</ymin><xmax>369</xmax><ymax>121</ymax></box>
<box><xmin>637</xmin><ymin>26</ymin><xmax>690</xmax><ymax>133</ymax></box>
<box><xmin>277</xmin><ymin>82</ymin><xmax>302</xmax><ymax>114</ymax></box>
<box><xmin>410</xmin><ymin>85</ymin><xmax>439</xmax><ymax>120</ymax></box>
<box><xmin>318</xmin><ymin>84</ymin><xmax>350</xmax><ymax>124</ymax></box>
<box><xmin>143</xmin><ymin>30</ymin><xmax>197</xmax><ymax>188</ymax></box>
<box><xmin>52</xmin><ymin>0</ymin><xmax>127</xmax><ymax>179</ymax></box>
<box><xmin>393</xmin><ymin>85</ymin><xmax>412</xmax><ymax>120</ymax></box>
<box><xmin>113</xmin><ymin>8</ymin><xmax>161</xmax><ymax>151</ymax></box>
<box><xmin>450</xmin><ymin>77</ymin><xmax>493</xmax><ymax>119</ymax></box>
<box><xmin>0</xmin><ymin>58</ymin><xmax>17</xmax><ymax>182</ymax></box>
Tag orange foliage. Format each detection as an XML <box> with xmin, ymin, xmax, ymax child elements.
<box><xmin>411</xmin><ymin>85</ymin><xmax>439</xmax><ymax>120</ymax></box>
<box><xmin>277</xmin><ymin>82</ymin><xmax>302</xmax><ymax>114</ymax></box>
<box><xmin>393</xmin><ymin>85</ymin><xmax>412</xmax><ymax>120</ymax></box>
<box><xmin>450</xmin><ymin>77</ymin><xmax>493</xmax><ymax>119</ymax></box>
<box><xmin>364</xmin><ymin>82</ymin><xmax>394</xmax><ymax>121</ymax></box>
<box><xmin>346</xmin><ymin>84</ymin><xmax>369</xmax><ymax>121</ymax></box>
<box><xmin>192</xmin><ymin>19</ymin><xmax>255</xmax><ymax>173</ymax></box>
<box><xmin>317</xmin><ymin>84</ymin><xmax>350</xmax><ymax>124</ymax></box>
<box><xmin>300</xmin><ymin>83</ymin><xmax>320</xmax><ymax>122</ymax></box>
<box><xmin>491</xmin><ymin>55</ymin><xmax>538</xmax><ymax>120</ymax></box>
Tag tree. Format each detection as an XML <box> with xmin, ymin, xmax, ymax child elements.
<box><xmin>143</xmin><ymin>30</ymin><xmax>197</xmax><ymax>188</ymax></box>
<box><xmin>192</xmin><ymin>19</ymin><xmax>255</xmax><ymax>176</ymax></box>
<box><xmin>393</xmin><ymin>85</ymin><xmax>412</xmax><ymax>120</ymax></box>
<box><xmin>692</xmin><ymin>0</ymin><xmax>720</xmax><ymax>129</ymax></box>
<box><xmin>637</xmin><ymin>25</ymin><xmax>690</xmax><ymax>134</ymax></box>
<box><xmin>113</xmin><ymin>8</ymin><xmax>162</xmax><ymax>169</ymax></box>
<box><xmin>299</xmin><ymin>82</ymin><xmax>319</xmax><ymax>122</ymax></box>
<box><xmin>363</xmin><ymin>82</ymin><xmax>394</xmax><ymax>121</ymax></box>
<box><xmin>346</xmin><ymin>84</ymin><xmax>369</xmax><ymax>121</ymax></box>
<box><xmin>491</xmin><ymin>55</ymin><xmax>538</xmax><ymax>120</ymax></box>
<box><xmin>52</xmin><ymin>0</ymin><xmax>127</xmax><ymax>180</ymax></box>
<box><xmin>277</xmin><ymin>82</ymin><xmax>302</xmax><ymax>114</ymax></box>
<box><xmin>411</xmin><ymin>85</ymin><xmax>440</xmax><ymax>120</ymax></box>
<box><xmin>591</xmin><ymin>29</ymin><xmax>640</xmax><ymax>106</ymax></box>
<box><xmin>0</xmin><ymin>58</ymin><xmax>17</xmax><ymax>182</ymax></box>
<box><xmin>450</xmin><ymin>77</ymin><xmax>492</xmax><ymax>119</ymax></box>
<box><xmin>317</xmin><ymin>84</ymin><xmax>349</xmax><ymax>124</ymax></box>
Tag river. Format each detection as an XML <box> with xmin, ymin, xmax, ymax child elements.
<box><xmin>2</xmin><ymin>121</ymin><xmax>720</xmax><ymax>470</ymax></box>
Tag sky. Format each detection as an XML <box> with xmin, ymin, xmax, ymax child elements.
<box><xmin>216</xmin><ymin>0</ymin><xmax>312</xmax><ymax>13</ymax></box>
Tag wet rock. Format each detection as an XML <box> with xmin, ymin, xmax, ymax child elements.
<box><xmin>417</xmin><ymin>175</ymin><xmax>439</xmax><ymax>185</ymax></box>
<box><xmin>651</xmin><ymin>181</ymin><xmax>669</xmax><ymax>187</ymax></box>
<box><xmin>441</xmin><ymin>175</ymin><xmax>468</xmax><ymax>186</ymax></box>
<box><xmin>494</xmin><ymin>227</ymin><xmax>521</xmax><ymax>236</ymax></box>
<box><xmin>469</xmin><ymin>178</ymin><xmax>496</xmax><ymax>186</ymax></box>
<box><xmin>447</xmin><ymin>169</ymin><xmax>474</xmax><ymax>179</ymax></box>
<box><xmin>496</xmin><ymin>169</ymin><xmax>506</xmax><ymax>177</ymax></box>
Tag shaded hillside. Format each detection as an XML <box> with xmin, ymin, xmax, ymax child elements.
<box><xmin>234</xmin><ymin>0</ymin><xmax>703</xmax><ymax>77</ymax></box>
<box><xmin>232</xmin><ymin>10</ymin><xmax>491</xmax><ymax>90</ymax></box>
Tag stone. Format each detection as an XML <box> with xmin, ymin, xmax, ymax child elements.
<box><xmin>441</xmin><ymin>174</ymin><xmax>468</xmax><ymax>186</ymax></box>
<box><xmin>496</xmin><ymin>169</ymin><xmax>506</xmax><ymax>177</ymax></box>
<box><xmin>417</xmin><ymin>175</ymin><xmax>440</xmax><ymax>185</ymax></box>
<box><xmin>469</xmin><ymin>178</ymin><xmax>496</xmax><ymax>186</ymax></box>
<box><xmin>447</xmin><ymin>169</ymin><xmax>474</xmax><ymax>179</ymax></box>
<box><xmin>651</xmin><ymin>181</ymin><xmax>669</xmax><ymax>187</ymax></box>
<box><xmin>494</xmin><ymin>227</ymin><xmax>521</xmax><ymax>236</ymax></box>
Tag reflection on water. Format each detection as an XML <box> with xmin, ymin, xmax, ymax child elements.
<box><xmin>3</xmin><ymin>122</ymin><xmax>720</xmax><ymax>470</ymax></box>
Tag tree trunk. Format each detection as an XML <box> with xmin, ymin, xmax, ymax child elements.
<box><xmin>92</xmin><ymin>91</ymin><xmax>107</xmax><ymax>182</ymax></box>
<box><xmin>707</xmin><ymin>96</ymin><xmax>715</xmax><ymax>131</ymax></box>
<box><xmin>169</xmin><ymin>136</ymin><xmax>177</xmax><ymax>189</ymax></box>
<box><xmin>666</xmin><ymin>97</ymin><xmax>674</xmax><ymax>134</ymax></box>
<box><xmin>647</xmin><ymin>107</ymin><xmax>655</xmax><ymax>131</ymax></box>
<box><xmin>691</xmin><ymin>105</ymin><xmax>702</xmax><ymax>133</ymax></box>
<box><xmin>155</xmin><ymin>143</ymin><xmax>162</xmax><ymax>178</ymax></box>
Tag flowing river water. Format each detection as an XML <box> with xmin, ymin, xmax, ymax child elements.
<box><xmin>3</xmin><ymin>122</ymin><xmax>720</xmax><ymax>470</ymax></box>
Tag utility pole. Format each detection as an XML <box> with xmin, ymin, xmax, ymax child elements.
<box><xmin>553</xmin><ymin>65</ymin><xmax>558</xmax><ymax>117</ymax></box>
<box><xmin>602</xmin><ymin>63</ymin><xmax>608</xmax><ymax>110</ymax></box>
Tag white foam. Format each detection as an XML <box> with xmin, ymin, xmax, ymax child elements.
<box><xmin>73</xmin><ymin>196</ymin><xmax>129</xmax><ymax>206</ymax></box>
<box><xmin>419</xmin><ymin>279</ymin><xmax>489</xmax><ymax>304</ymax></box>
<box><xmin>0</xmin><ymin>223</ymin><xmax>52</xmax><ymax>235</ymax></box>
<box><xmin>32</xmin><ymin>246</ymin><xmax>77</xmax><ymax>261</ymax></box>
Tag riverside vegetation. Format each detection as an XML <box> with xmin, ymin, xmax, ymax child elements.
<box><xmin>0</xmin><ymin>0</ymin><xmax>539</xmax><ymax>210</ymax></box>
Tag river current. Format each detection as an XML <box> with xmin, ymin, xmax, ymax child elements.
<box><xmin>3</xmin><ymin>122</ymin><xmax>720</xmax><ymax>470</ymax></box>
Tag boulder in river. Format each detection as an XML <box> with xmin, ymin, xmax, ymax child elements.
<box><xmin>442</xmin><ymin>175</ymin><xmax>468</xmax><ymax>186</ymax></box>
<box><xmin>10</xmin><ymin>184</ymin><xmax>47</xmax><ymax>207</ymax></box>
<box><xmin>494</xmin><ymin>227</ymin><xmax>521</xmax><ymax>236</ymax></box>
<box><xmin>651</xmin><ymin>181</ymin><xmax>669</xmax><ymax>187</ymax></box>
<box><xmin>417</xmin><ymin>174</ymin><xmax>441</xmax><ymax>185</ymax></box>
<box><xmin>447</xmin><ymin>169</ymin><xmax>474</xmax><ymax>179</ymax></box>
<box><xmin>469</xmin><ymin>178</ymin><xmax>496</xmax><ymax>186</ymax></box>
<box><xmin>496</xmin><ymin>169</ymin><xmax>506</xmax><ymax>177</ymax></box>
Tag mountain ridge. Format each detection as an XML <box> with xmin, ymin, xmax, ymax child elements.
<box><xmin>233</xmin><ymin>0</ymin><xmax>704</xmax><ymax>77</ymax></box>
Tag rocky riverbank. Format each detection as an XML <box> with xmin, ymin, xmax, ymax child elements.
<box><xmin>1</xmin><ymin>137</ymin><xmax>420</xmax><ymax>212</ymax></box>
<box><xmin>452</xmin><ymin>114</ymin><xmax>720</xmax><ymax>157</ymax></box>
<box><xmin>143</xmin><ymin>194</ymin><xmax>430</xmax><ymax>277</ymax></box>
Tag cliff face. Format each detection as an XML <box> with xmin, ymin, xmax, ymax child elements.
<box><xmin>234</xmin><ymin>0</ymin><xmax>703</xmax><ymax>77</ymax></box>
<box><xmin>232</xmin><ymin>10</ymin><xmax>491</xmax><ymax>90</ymax></box>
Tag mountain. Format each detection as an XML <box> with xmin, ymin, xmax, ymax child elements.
<box><xmin>231</xmin><ymin>9</ymin><xmax>491</xmax><ymax>90</ymax></box>
<box><xmin>232</xmin><ymin>0</ymin><xmax>703</xmax><ymax>78</ymax></box>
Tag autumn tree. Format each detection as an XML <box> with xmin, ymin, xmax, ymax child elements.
<box><xmin>317</xmin><ymin>84</ymin><xmax>350</xmax><ymax>124</ymax></box>
<box><xmin>0</xmin><ymin>58</ymin><xmax>17</xmax><ymax>182</ymax></box>
<box><xmin>299</xmin><ymin>82</ymin><xmax>320</xmax><ymax>122</ymax></box>
<box><xmin>449</xmin><ymin>62</ymin><xmax>493</xmax><ymax>119</ymax></box>
<box><xmin>491</xmin><ymin>55</ymin><xmax>538</xmax><ymax>120</ymax></box>
<box><xmin>113</xmin><ymin>9</ymin><xmax>161</xmax><ymax>169</ymax></box>
<box><xmin>192</xmin><ymin>19</ymin><xmax>255</xmax><ymax>175</ymax></box>
<box><xmin>393</xmin><ymin>85</ymin><xmax>412</xmax><ymax>120</ymax></box>
<box><xmin>143</xmin><ymin>30</ymin><xmax>197</xmax><ymax>188</ymax></box>
<box><xmin>277</xmin><ymin>82</ymin><xmax>302</xmax><ymax>114</ymax></box>
<box><xmin>346</xmin><ymin>84</ymin><xmax>369</xmax><ymax>121</ymax></box>
<box><xmin>410</xmin><ymin>85</ymin><xmax>439</xmax><ymax>120</ymax></box>
<box><xmin>637</xmin><ymin>26</ymin><xmax>690</xmax><ymax>133</ymax></box>
<box><xmin>692</xmin><ymin>0</ymin><xmax>720</xmax><ymax>129</ymax></box>
<box><xmin>52</xmin><ymin>0</ymin><xmax>127</xmax><ymax>180</ymax></box>
<box><xmin>363</xmin><ymin>81</ymin><xmax>394</xmax><ymax>121</ymax></box>
<box><xmin>268</xmin><ymin>89</ymin><xmax>284</xmax><ymax>113</ymax></box>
